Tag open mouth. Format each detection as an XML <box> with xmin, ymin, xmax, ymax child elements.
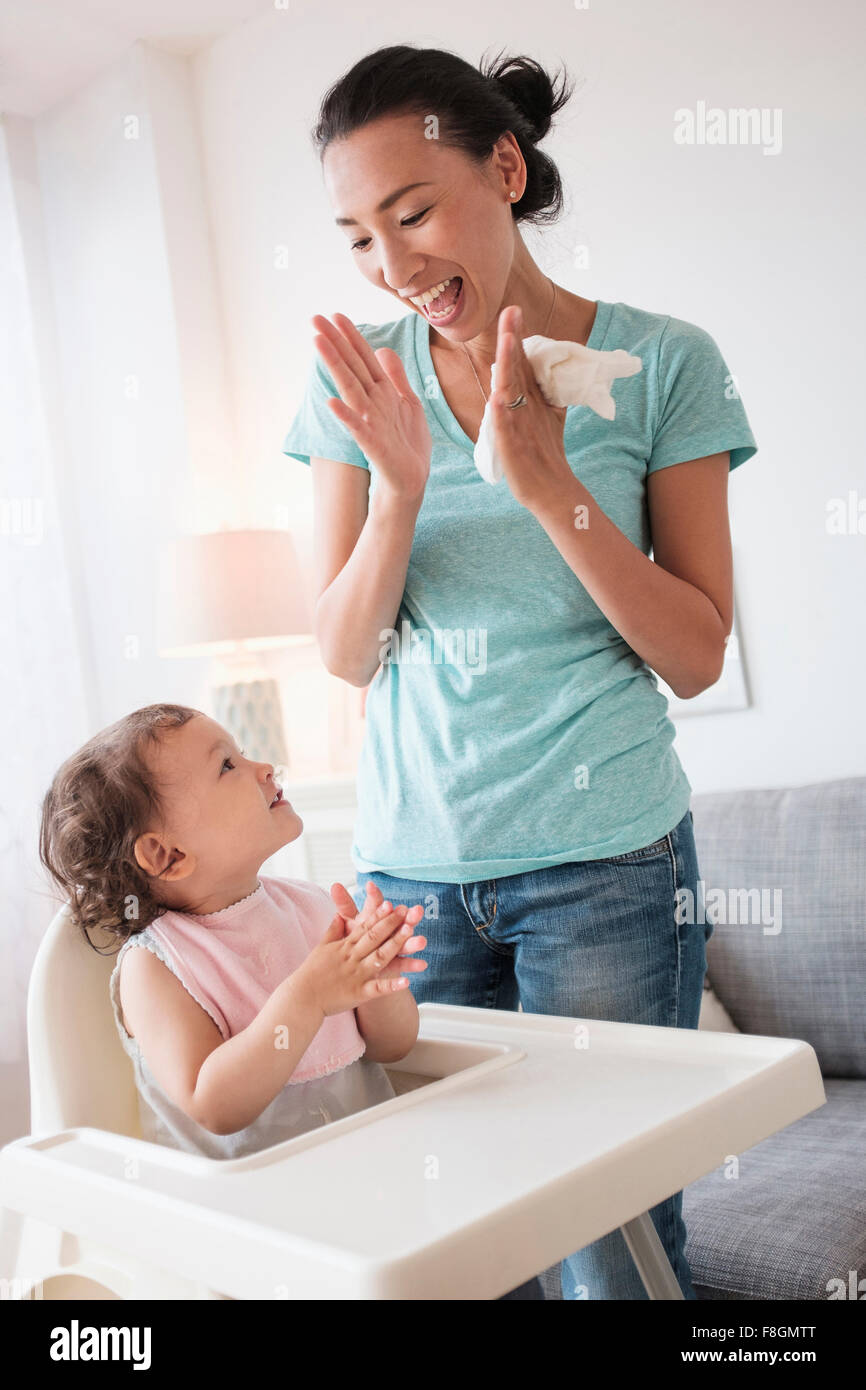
<box><xmin>269</xmin><ymin>786</ymin><xmax>285</xmax><ymax>809</ymax></box>
<box><xmin>412</xmin><ymin>276</ymin><xmax>464</xmax><ymax>325</ymax></box>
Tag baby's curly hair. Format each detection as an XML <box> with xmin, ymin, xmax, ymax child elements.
<box><xmin>38</xmin><ymin>703</ymin><xmax>201</xmax><ymax>955</ymax></box>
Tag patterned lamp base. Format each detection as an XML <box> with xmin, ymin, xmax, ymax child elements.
<box><xmin>211</xmin><ymin>677</ymin><xmax>289</xmax><ymax>776</ymax></box>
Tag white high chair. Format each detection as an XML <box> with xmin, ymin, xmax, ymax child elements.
<box><xmin>0</xmin><ymin>902</ymin><xmax>826</xmax><ymax>1300</ymax></box>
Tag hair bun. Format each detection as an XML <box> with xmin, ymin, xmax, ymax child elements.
<box><xmin>482</xmin><ymin>50</ymin><xmax>572</xmax><ymax>143</ymax></box>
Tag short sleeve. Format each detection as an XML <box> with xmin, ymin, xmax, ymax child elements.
<box><xmin>281</xmin><ymin>329</ymin><xmax>371</xmax><ymax>471</ymax></box>
<box><xmin>648</xmin><ymin>318</ymin><xmax>758</xmax><ymax>475</ymax></box>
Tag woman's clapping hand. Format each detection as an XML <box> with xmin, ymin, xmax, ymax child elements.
<box><xmin>312</xmin><ymin>313</ymin><xmax>431</xmax><ymax>502</ymax></box>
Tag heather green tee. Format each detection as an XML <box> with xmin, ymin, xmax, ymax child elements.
<box><xmin>282</xmin><ymin>300</ymin><xmax>757</xmax><ymax>882</ymax></box>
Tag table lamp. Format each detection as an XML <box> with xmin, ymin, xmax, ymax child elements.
<box><xmin>157</xmin><ymin>529</ymin><xmax>314</xmax><ymax>775</ymax></box>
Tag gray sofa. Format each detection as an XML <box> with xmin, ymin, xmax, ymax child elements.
<box><xmin>539</xmin><ymin>775</ymin><xmax>866</xmax><ymax>1300</ymax></box>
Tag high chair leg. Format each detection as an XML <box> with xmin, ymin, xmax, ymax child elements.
<box><xmin>620</xmin><ymin>1213</ymin><xmax>685</xmax><ymax>1300</ymax></box>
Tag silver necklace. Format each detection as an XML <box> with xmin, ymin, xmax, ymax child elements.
<box><xmin>460</xmin><ymin>279</ymin><xmax>558</xmax><ymax>406</ymax></box>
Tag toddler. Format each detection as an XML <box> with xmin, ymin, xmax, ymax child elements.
<box><xmin>38</xmin><ymin>702</ymin><xmax>427</xmax><ymax>1160</ymax></box>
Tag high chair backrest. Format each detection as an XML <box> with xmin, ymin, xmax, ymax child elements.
<box><xmin>27</xmin><ymin>902</ymin><xmax>141</xmax><ymax>1139</ymax></box>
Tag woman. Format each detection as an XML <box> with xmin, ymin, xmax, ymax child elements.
<box><xmin>282</xmin><ymin>44</ymin><xmax>758</xmax><ymax>1300</ymax></box>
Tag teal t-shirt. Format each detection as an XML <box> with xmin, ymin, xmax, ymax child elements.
<box><xmin>282</xmin><ymin>300</ymin><xmax>757</xmax><ymax>882</ymax></box>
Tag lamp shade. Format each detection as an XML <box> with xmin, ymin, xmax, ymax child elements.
<box><xmin>157</xmin><ymin>529</ymin><xmax>313</xmax><ymax>657</ymax></box>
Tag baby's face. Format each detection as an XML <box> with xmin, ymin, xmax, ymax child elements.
<box><xmin>142</xmin><ymin>713</ymin><xmax>303</xmax><ymax>893</ymax></box>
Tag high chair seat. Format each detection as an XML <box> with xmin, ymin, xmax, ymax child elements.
<box><xmin>0</xmin><ymin>902</ymin><xmax>825</xmax><ymax>1299</ymax></box>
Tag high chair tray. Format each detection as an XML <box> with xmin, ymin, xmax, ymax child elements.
<box><xmin>0</xmin><ymin>1003</ymin><xmax>825</xmax><ymax>1299</ymax></box>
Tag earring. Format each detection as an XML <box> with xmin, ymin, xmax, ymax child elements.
<box><xmin>509</xmin><ymin>191</ymin><xmax>517</xmax><ymax>199</ymax></box>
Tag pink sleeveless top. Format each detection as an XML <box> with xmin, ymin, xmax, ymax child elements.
<box><xmin>109</xmin><ymin>875</ymin><xmax>396</xmax><ymax>1159</ymax></box>
<box><xmin>140</xmin><ymin>875</ymin><xmax>364</xmax><ymax>1081</ymax></box>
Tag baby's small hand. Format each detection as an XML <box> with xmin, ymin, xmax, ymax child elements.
<box><xmin>356</xmin><ymin>878</ymin><xmax>386</xmax><ymax>923</ymax></box>
<box><xmin>330</xmin><ymin>878</ymin><xmax>381</xmax><ymax>931</ymax></box>
<box><xmin>330</xmin><ymin>881</ymin><xmax>427</xmax><ymax>963</ymax></box>
<box><xmin>330</xmin><ymin>878</ymin><xmax>409</xmax><ymax>930</ymax></box>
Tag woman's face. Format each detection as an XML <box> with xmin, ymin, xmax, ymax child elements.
<box><xmin>323</xmin><ymin>111</ymin><xmax>523</xmax><ymax>338</ymax></box>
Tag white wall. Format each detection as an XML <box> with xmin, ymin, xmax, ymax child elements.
<box><xmin>31</xmin><ymin>47</ymin><xmax>184</xmax><ymax>722</ymax></box>
<box><xmin>193</xmin><ymin>0</ymin><xmax>866</xmax><ymax>789</ymax></box>
<box><xmin>23</xmin><ymin>36</ymin><xmax>355</xmax><ymax>757</ymax></box>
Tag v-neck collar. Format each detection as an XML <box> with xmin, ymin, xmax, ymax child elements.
<box><xmin>413</xmin><ymin>298</ymin><xmax>614</xmax><ymax>452</ymax></box>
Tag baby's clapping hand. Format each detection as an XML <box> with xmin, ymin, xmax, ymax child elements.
<box><xmin>329</xmin><ymin>880</ymin><xmax>427</xmax><ymax>977</ymax></box>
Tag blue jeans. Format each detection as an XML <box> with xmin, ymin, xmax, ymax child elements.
<box><xmin>351</xmin><ymin>808</ymin><xmax>712</xmax><ymax>1301</ymax></box>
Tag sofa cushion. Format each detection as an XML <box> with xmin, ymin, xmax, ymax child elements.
<box><xmin>690</xmin><ymin>776</ymin><xmax>866</xmax><ymax>1078</ymax></box>
<box><xmin>683</xmin><ymin>1078</ymin><xmax>866</xmax><ymax>1300</ymax></box>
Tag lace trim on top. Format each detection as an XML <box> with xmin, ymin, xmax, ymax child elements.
<box><xmin>181</xmin><ymin>880</ymin><xmax>266</xmax><ymax>922</ymax></box>
<box><xmin>109</xmin><ymin>928</ymin><xmax>226</xmax><ymax>1043</ymax></box>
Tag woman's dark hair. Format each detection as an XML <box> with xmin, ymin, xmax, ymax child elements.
<box><xmin>313</xmin><ymin>44</ymin><xmax>575</xmax><ymax>226</ymax></box>
<box><xmin>38</xmin><ymin>703</ymin><xmax>200</xmax><ymax>955</ymax></box>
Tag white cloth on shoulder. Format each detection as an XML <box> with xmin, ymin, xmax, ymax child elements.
<box><xmin>474</xmin><ymin>334</ymin><xmax>643</xmax><ymax>486</ymax></box>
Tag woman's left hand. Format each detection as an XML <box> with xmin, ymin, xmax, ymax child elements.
<box><xmin>490</xmin><ymin>304</ymin><xmax>572</xmax><ymax>511</ymax></box>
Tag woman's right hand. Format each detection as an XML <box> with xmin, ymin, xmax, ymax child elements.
<box><xmin>297</xmin><ymin>897</ymin><xmax>427</xmax><ymax>1018</ymax></box>
<box><xmin>311</xmin><ymin>313</ymin><xmax>431</xmax><ymax>502</ymax></box>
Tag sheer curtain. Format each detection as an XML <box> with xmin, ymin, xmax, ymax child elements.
<box><xmin>0</xmin><ymin>118</ymin><xmax>92</xmax><ymax>1145</ymax></box>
